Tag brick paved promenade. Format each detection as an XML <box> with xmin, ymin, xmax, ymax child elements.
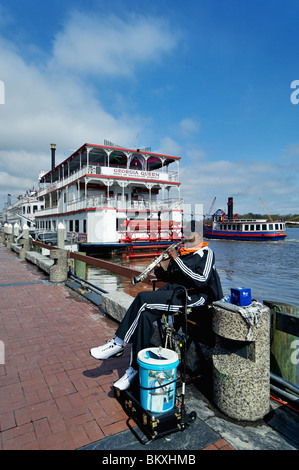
<box><xmin>0</xmin><ymin>244</ymin><xmax>235</xmax><ymax>450</ymax></box>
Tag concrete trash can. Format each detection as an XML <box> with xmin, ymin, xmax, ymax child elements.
<box><xmin>212</xmin><ymin>301</ymin><xmax>270</xmax><ymax>421</ymax></box>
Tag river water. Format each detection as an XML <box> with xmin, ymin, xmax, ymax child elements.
<box><xmin>87</xmin><ymin>228</ymin><xmax>299</xmax><ymax>309</ymax></box>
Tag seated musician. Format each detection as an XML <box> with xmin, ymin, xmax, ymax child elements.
<box><xmin>90</xmin><ymin>231</ymin><xmax>223</xmax><ymax>390</ymax></box>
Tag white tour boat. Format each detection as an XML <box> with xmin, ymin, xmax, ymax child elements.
<box><xmin>35</xmin><ymin>143</ymin><xmax>183</xmax><ymax>254</ymax></box>
<box><xmin>204</xmin><ymin>197</ymin><xmax>286</xmax><ymax>241</ymax></box>
<box><xmin>2</xmin><ymin>190</ymin><xmax>44</xmax><ymax>229</ymax></box>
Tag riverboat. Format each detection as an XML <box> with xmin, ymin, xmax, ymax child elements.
<box><xmin>1</xmin><ymin>189</ymin><xmax>44</xmax><ymax>228</ymax></box>
<box><xmin>204</xmin><ymin>197</ymin><xmax>287</xmax><ymax>241</ymax></box>
<box><xmin>35</xmin><ymin>142</ymin><xmax>183</xmax><ymax>254</ymax></box>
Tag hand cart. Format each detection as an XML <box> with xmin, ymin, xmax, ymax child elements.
<box><xmin>114</xmin><ymin>286</ymin><xmax>197</xmax><ymax>445</ymax></box>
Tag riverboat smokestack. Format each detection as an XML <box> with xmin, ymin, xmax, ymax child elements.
<box><xmin>50</xmin><ymin>143</ymin><xmax>56</xmax><ymax>170</ymax></box>
<box><xmin>227</xmin><ymin>197</ymin><xmax>233</xmax><ymax>219</ymax></box>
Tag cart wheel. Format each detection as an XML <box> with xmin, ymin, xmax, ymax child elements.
<box><xmin>187</xmin><ymin>411</ymin><xmax>197</xmax><ymax>424</ymax></box>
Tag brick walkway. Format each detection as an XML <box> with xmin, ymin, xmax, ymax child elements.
<box><xmin>0</xmin><ymin>244</ymin><xmax>234</xmax><ymax>450</ymax></box>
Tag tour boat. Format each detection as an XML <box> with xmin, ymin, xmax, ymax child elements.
<box><xmin>2</xmin><ymin>189</ymin><xmax>43</xmax><ymax>228</ymax></box>
<box><xmin>35</xmin><ymin>142</ymin><xmax>183</xmax><ymax>254</ymax></box>
<box><xmin>204</xmin><ymin>198</ymin><xmax>287</xmax><ymax>241</ymax></box>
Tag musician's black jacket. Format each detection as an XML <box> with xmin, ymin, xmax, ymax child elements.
<box><xmin>115</xmin><ymin>244</ymin><xmax>223</xmax><ymax>367</ymax></box>
<box><xmin>154</xmin><ymin>244</ymin><xmax>223</xmax><ymax>304</ymax></box>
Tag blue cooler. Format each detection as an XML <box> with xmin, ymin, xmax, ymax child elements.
<box><xmin>231</xmin><ymin>287</ymin><xmax>252</xmax><ymax>306</ymax></box>
<box><xmin>137</xmin><ymin>347</ymin><xmax>179</xmax><ymax>414</ymax></box>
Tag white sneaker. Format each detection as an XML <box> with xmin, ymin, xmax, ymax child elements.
<box><xmin>114</xmin><ymin>367</ymin><xmax>138</xmax><ymax>390</ymax></box>
<box><xmin>90</xmin><ymin>339</ymin><xmax>124</xmax><ymax>360</ymax></box>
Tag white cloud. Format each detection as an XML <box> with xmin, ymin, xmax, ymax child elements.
<box><xmin>0</xmin><ymin>9</ymin><xmax>180</xmax><ymax>206</ymax></box>
<box><xmin>0</xmin><ymin>169</ymin><xmax>34</xmax><ymax>196</ymax></box>
<box><xmin>179</xmin><ymin>118</ymin><xmax>200</xmax><ymax>135</ymax></box>
<box><xmin>49</xmin><ymin>11</ymin><xmax>179</xmax><ymax>78</ymax></box>
<box><xmin>0</xmin><ymin>7</ymin><xmax>297</xmax><ymax>216</ymax></box>
<box><xmin>0</xmin><ymin>34</ymin><xmax>137</xmax><ymax>153</ymax></box>
<box><xmin>156</xmin><ymin>136</ymin><xmax>183</xmax><ymax>156</ymax></box>
<box><xmin>179</xmin><ymin>148</ymin><xmax>299</xmax><ymax>215</ymax></box>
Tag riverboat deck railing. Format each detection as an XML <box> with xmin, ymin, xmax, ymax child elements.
<box><xmin>66</xmin><ymin>195</ymin><xmax>183</xmax><ymax>212</ymax></box>
<box><xmin>38</xmin><ymin>163</ymin><xmax>179</xmax><ymax>197</ymax></box>
<box><xmin>35</xmin><ymin>195</ymin><xmax>183</xmax><ymax>218</ymax></box>
<box><xmin>34</xmin><ymin>206</ymin><xmax>59</xmax><ymax>217</ymax></box>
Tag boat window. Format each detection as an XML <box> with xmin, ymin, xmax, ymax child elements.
<box><xmin>232</xmin><ymin>225</ymin><xmax>236</xmax><ymax>230</ymax></box>
<box><xmin>269</xmin><ymin>224</ymin><xmax>273</xmax><ymax>230</ymax></box>
<box><xmin>83</xmin><ymin>220</ymin><xmax>86</xmax><ymax>233</ymax></box>
<box><xmin>250</xmin><ymin>225</ymin><xmax>255</xmax><ymax>231</ymax></box>
<box><xmin>275</xmin><ymin>224</ymin><xmax>279</xmax><ymax>230</ymax></box>
<box><xmin>128</xmin><ymin>154</ymin><xmax>146</xmax><ymax>170</ymax></box>
<box><xmin>244</xmin><ymin>225</ymin><xmax>249</xmax><ymax>231</ymax></box>
<box><xmin>75</xmin><ymin>220</ymin><xmax>79</xmax><ymax>232</ymax></box>
<box><xmin>256</xmin><ymin>224</ymin><xmax>260</xmax><ymax>231</ymax></box>
<box><xmin>69</xmin><ymin>220</ymin><xmax>73</xmax><ymax>231</ymax></box>
<box><xmin>109</xmin><ymin>152</ymin><xmax>127</xmax><ymax>168</ymax></box>
<box><xmin>280</xmin><ymin>224</ymin><xmax>283</xmax><ymax>230</ymax></box>
<box><xmin>262</xmin><ymin>224</ymin><xmax>267</xmax><ymax>230</ymax></box>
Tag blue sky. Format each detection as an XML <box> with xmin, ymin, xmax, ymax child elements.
<box><xmin>0</xmin><ymin>0</ymin><xmax>298</xmax><ymax>216</ymax></box>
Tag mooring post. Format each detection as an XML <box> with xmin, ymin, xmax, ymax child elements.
<box><xmin>212</xmin><ymin>302</ymin><xmax>271</xmax><ymax>421</ymax></box>
<box><xmin>18</xmin><ymin>225</ymin><xmax>30</xmax><ymax>259</ymax></box>
<box><xmin>49</xmin><ymin>249</ymin><xmax>68</xmax><ymax>282</ymax></box>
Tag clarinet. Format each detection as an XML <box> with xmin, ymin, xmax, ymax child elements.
<box><xmin>131</xmin><ymin>241</ymin><xmax>182</xmax><ymax>286</ymax></box>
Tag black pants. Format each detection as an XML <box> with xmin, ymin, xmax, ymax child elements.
<box><xmin>115</xmin><ymin>284</ymin><xmax>208</xmax><ymax>369</ymax></box>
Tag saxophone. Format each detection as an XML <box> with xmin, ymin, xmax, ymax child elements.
<box><xmin>131</xmin><ymin>240</ymin><xmax>182</xmax><ymax>285</ymax></box>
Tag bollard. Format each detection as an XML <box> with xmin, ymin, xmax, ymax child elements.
<box><xmin>18</xmin><ymin>238</ymin><xmax>30</xmax><ymax>259</ymax></box>
<box><xmin>16</xmin><ymin>225</ymin><xmax>30</xmax><ymax>258</ymax></box>
<box><xmin>57</xmin><ymin>223</ymin><xmax>65</xmax><ymax>249</ymax></box>
<box><xmin>212</xmin><ymin>301</ymin><xmax>270</xmax><ymax>421</ymax></box>
<box><xmin>5</xmin><ymin>233</ymin><xmax>14</xmax><ymax>249</ymax></box>
<box><xmin>49</xmin><ymin>249</ymin><xmax>68</xmax><ymax>282</ymax></box>
<box><xmin>4</xmin><ymin>223</ymin><xmax>12</xmax><ymax>247</ymax></box>
<box><xmin>13</xmin><ymin>223</ymin><xmax>21</xmax><ymax>236</ymax></box>
<box><xmin>22</xmin><ymin>224</ymin><xmax>30</xmax><ymax>239</ymax></box>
